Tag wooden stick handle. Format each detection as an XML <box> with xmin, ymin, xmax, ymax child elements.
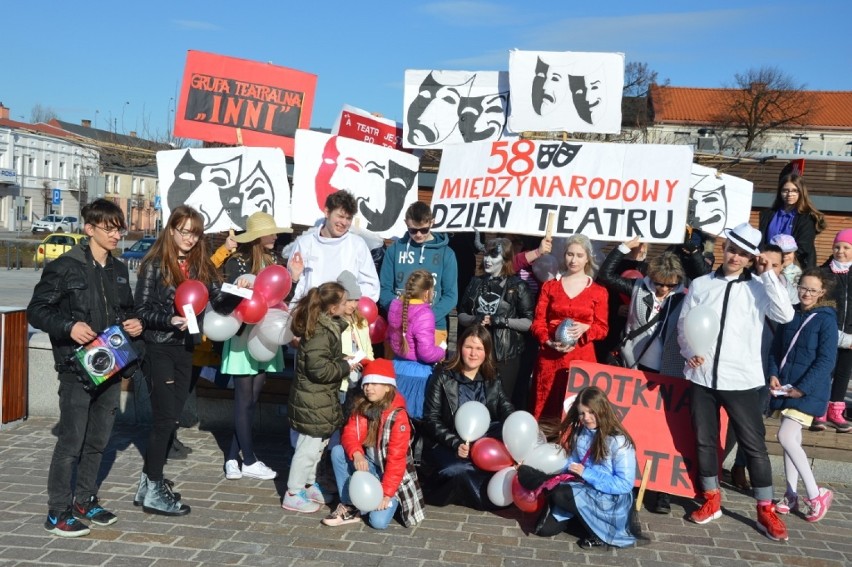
<box><xmin>545</xmin><ymin>212</ymin><xmax>556</xmax><ymax>239</ymax></box>
<box><xmin>635</xmin><ymin>460</ymin><xmax>653</xmax><ymax>512</ymax></box>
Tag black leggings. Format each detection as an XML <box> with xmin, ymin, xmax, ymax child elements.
<box><xmin>536</xmin><ymin>484</ymin><xmax>591</xmax><ymax>537</ymax></box>
<box><xmin>830</xmin><ymin>349</ymin><xmax>852</xmax><ymax>402</ymax></box>
<box><xmin>144</xmin><ymin>343</ymin><xmax>193</xmax><ymax>481</ymax></box>
<box><xmin>226</xmin><ymin>373</ymin><xmax>267</xmax><ymax>465</ymax></box>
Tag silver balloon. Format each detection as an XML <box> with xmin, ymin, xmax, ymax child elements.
<box><xmin>554</xmin><ymin>318</ymin><xmax>577</xmax><ymax>347</ymax></box>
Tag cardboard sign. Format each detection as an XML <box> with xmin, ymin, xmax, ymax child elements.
<box><xmin>565</xmin><ymin>361</ymin><xmax>728</xmax><ymax>498</ymax></box>
<box><xmin>431</xmin><ymin>139</ymin><xmax>693</xmax><ymax>243</ymax></box>
<box><xmin>291</xmin><ymin>129</ymin><xmax>420</xmax><ymax>238</ymax></box>
<box><xmin>508</xmin><ymin>50</ymin><xmax>624</xmax><ymax>134</ymax></box>
<box><xmin>332</xmin><ymin>104</ymin><xmax>404</xmax><ymax>150</ymax></box>
<box><xmin>157</xmin><ymin>146</ymin><xmax>292</xmax><ymax>233</ymax></box>
<box><xmin>173</xmin><ymin>50</ymin><xmax>317</xmax><ymax>156</ymax></box>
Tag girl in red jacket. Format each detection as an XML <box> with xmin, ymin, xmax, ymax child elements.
<box><xmin>323</xmin><ymin>359</ymin><xmax>425</xmax><ymax>529</ymax></box>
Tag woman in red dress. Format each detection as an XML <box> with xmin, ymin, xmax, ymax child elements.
<box><xmin>530</xmin><ymin>234</ymin><xmax>608</xmax><ymax>420</ymax></box>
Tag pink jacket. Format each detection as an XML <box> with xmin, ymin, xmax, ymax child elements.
<box><xmin>387</xmin><ymin>299</ymin><xmax>445</xmax><ymax>364</ymax></box>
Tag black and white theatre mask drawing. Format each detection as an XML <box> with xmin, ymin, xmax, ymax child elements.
<box><xmin>531</xmin><ymin>56</ymin><xmax>569</xmax><ymax>116</ymax></box>
<box><xmin>158</xmin><ymin>147</ymin><xmax>290</xmax><ymax>232</ymax></box>
<box><xmin>403</xmin><ymin>70</ymin><xmax>510</xmax><ymax>149</ymax></box>
<box><xmin>689</xmin><ymin>183</ymin><xmax>728</xmax><ymax>236</ymax></box>
<box><xmin>569</xmin><ymin>65</ymin><xmax>606</xmax><ymax>125</ymax></box>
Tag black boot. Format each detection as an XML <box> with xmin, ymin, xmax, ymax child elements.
<box><xmin>142</xmin><ymin>479</ymin><xmax>190</xmax><ymax>516</ymax></box>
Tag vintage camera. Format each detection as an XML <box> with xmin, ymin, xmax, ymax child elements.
<box><xmin>72</xmin><ymin>325</ymin><xmax>138</xmax><ymax>391</ymax></box>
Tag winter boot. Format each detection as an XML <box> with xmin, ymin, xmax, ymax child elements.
<box><xmin>810</xmin><ymin>409</ymin><xmax>828</xmax><ymax>431</ymax></box>
<box><xmin>826</xmin><ymin>401</ymin><xmax>852</xmax><ymax>433</ymax></box>
<box><xmin>142</xmin><ymin>479</ymin><xmax>190</xmax><ymax>516</ymax></box>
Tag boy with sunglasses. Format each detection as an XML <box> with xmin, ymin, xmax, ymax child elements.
<box><xmin>677</xmin><ymin>222</ymin><xmax>794</xmax><ymax>541</ymax></box>
<box><xmin>379</xmin><ymin>201</ymin><xmax>458</xmax><ymax>345</ymax></box>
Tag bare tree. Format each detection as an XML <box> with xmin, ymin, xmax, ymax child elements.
<box><xmin>31</xmin><ymin>104</ymin><xmax>59</xmax><ymax>123</ymax></box>
<box><xmin>41</xmin><ymin>181</ymin><xmax>53</xmax><ymax>216</ymax></box>
<box><xmin>715</xmin><ymin>66</ymin><xmax>813</xmax><ymax>152</ymax></box>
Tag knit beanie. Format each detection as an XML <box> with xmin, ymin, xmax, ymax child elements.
<box><xmin>336</xmin><ymin>270</ymin><xmax>362</xmax><ymax>300</ymax></box>
<box><xmin>834</xmin><ymin>229</ymin><xmax>852</xmax><ymax>246</ymax></box>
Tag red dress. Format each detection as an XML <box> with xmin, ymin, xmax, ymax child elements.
<box><xmin>530</xmin><ymin>277</ymin><xmax>609</xmax><ymax>420</ymax></box>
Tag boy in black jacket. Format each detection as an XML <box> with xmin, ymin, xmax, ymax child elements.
<box><xmin>28</xmin><ymin>199</ymin><xmax>142</xmax><ymax>537</ymax></box>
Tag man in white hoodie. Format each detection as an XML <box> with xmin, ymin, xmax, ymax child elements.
<box><xmin>290</xmin><ymin>190</ymin><xmax>380</xmax><ymax>304</ymax></box>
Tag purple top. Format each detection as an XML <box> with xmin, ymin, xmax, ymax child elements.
<box><xmin>387</xmin><ymin>299</ymin><xmax>445</xmax><ymax>364</ymax></box>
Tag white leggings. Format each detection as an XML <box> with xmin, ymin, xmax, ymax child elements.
<box><xmin>776</xmin><ymin>416</ymin><xmax>819</xmax><ymax>499</ymax></box>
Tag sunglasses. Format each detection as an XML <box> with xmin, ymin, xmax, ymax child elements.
<box><xmin>653</xmin><ymin>281</ymin><xmax>679</xmax><ymax>289</ymax></box>
<box><xmin>408</xmin><ymin>226</ymin><xmax>430</xmax><ymax>235</ymax></box>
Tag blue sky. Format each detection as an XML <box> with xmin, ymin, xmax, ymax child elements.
<box><xmin>4</xmin><ymin>1</ymin><xmax>850</xmax><ymax>139</ymax></box>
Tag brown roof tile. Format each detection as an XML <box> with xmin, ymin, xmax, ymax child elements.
<box><xmin>650</xmin><ymin>85</ymin><xmax>852</xmax><ymax>129</ymax></box>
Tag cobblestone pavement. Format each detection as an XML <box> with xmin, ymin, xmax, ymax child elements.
<box><xmin>1</xmin><ymin>417</ymin><xmax>850</xmax><ymax>566</ymax></box>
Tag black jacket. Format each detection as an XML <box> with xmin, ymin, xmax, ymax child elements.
<box><xmin>28</xmin><ymin>244</ymin><xmax>136</xmax><ymax>367</ymax></box>
<box><xmin>422</xmin><ymin>366</ymin><xmax>514</xmax><ymax>451</ymax></box>
<box><xmin>135</xmin><ymin>258</ymin><xmax>238</xmax><ymax>346</ymax></box>
<box><xmin>822</xmin><ymin>259</ymin><xmax>851</xmax><ymax>335</ymax></box>
<box><xmin>458</xmin><ymin>275</ymin><xmax>535</xmax><ymax>361</ymax></box>
<box><xmin>759</xmin><ymin>208</ymin><xmax>819</xmax><ymax>269</ymax></box>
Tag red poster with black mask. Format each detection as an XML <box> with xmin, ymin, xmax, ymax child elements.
<box><xmin>174</xmin><ymin>50</ymin><xmax>317</xmax><ymax>156</ymax></box>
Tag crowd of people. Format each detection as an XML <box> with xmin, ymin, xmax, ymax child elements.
<box><xmin>27</xmin><ymin>172</ymin><xmax>851</xmax><ymax>549</ymax></box>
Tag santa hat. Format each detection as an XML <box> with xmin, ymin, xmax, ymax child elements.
<box><xmin>361</xmin><ymin>358</ymin><xmax>396</xmax><ymax>387</ymax></box>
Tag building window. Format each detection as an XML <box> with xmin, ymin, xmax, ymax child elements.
<box><xmin>45</xmin><ymin>160</ymin><xmax>52</xmax><ymax>178</ymax></box>
<box><xmin>28</xmin><ymin>157</ymin><xmax>35</xmax><ymax>175</ymax></box>
<box><xmin>59</xmin><ymin>161</ymin><xmax>66</xmax><ymax>179</ymax></box>
<box><xmin>105</xmin><ymin>174</ymin><xmax>111</xmax><ymax>194</ymax></box>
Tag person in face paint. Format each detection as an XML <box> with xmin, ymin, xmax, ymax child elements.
<box><xmin>458</xmin><ymin>238</ymin><xmax>535</xmax><ymax>400</ymax></box>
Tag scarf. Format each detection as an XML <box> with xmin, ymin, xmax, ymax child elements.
<box><xmin>831</xmin><ymin>259</ymin><xmax>851</xmax><ymax>274</ymax></box>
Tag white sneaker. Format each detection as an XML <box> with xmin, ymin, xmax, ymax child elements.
<box><xmin>241</xmin><ymin>460</ymin><xmax>277</xmax><ymax>480</ymax></box>
<box><xmin>224</xmin><ymin>460</ymin><xmax>242</xmax><ymax>480</ymax></box>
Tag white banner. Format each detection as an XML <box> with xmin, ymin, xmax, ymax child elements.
<box><xmin>402</xmin><ymin>70</ymin><xmax>512</xmax><ymax>149</ymax></box>
<box><xmin>157</xmin><ymin>147</ymin><xmax>291</xmax><ymax>233</ymax></box>
<box><xmin>688</xmin><ymin>164</ymin><xmax>753</xmax><ymax>236</ymax></box>
<box><xmin>431</xmin><ymin>139</ymin><xmax>693</xmax><ymax>243</ymax></box>
<box><xmin>291</xmin><ymin>129</ymin><xmax>420</xmax><ymax>238</ymax></box>
<box><xmin>508</xmin><ymin>50</ymin><xmax>624</xmax><ymax>134</ymax></box>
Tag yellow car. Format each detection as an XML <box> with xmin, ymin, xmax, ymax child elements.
<box><xmin>33</xmin><ymin>232</ymin><xmax>88</xmax><ymax>263</ymax></box>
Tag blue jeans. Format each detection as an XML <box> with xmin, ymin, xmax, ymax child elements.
<box><xmin>330</xmin><ymin>444</ymin><xmax>399</xmax><ymax>529</ymax></box>
<box><xmin>47</xmin><ymin>373</ymin><xmax>120</xmax><ymax>511</ymax></box>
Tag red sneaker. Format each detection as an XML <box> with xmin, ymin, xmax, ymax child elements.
<box><xmin>689</xmin><ymin>489</ymin><xmax>722</xmax><ymax>524</ymax></box>
<box><xmin>756</xmin><ymin>503</ymin><xmax>788</xmax><ymax>541</ymax></box>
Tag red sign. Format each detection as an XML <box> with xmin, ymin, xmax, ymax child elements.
<box><xmin>333</xmin><ymin>105</ymin><xmax>404</xmax><ymax>150</ymax></box>
<box><xmin>173</xmin><ymin>50</ymin><xmax>317</xmax><ymax>156</ymax></box>
<box><xmin>565</xmin><ymin>361</ymin><xmax>728</xmax><ymax>498</ymax></box>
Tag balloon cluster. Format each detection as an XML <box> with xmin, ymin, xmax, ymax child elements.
<box><xmin>200</xmin><ymin>265</ymin><xmax>295</xmax><ymax>360</ymax></box>
<box><xmin>454</xmin><ymin>402</ymin><xmax>567</xmax><ymax>512</ymax></box>
<box><xmin>355</xmin><ymin>296</ymin><xmax>388</xmax><ymax>344</ymax></box>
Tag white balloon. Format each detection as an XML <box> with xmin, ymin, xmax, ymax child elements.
<box><xmin>349</xmin><ymin>470</ymin><xmax>383</xmax><ymax>512</ymax></box>
<box><xmin>502</xmin><ymin>411</ymin><xmax>540</xmax><ymax>463</ymax></box>
<box><xmin>454</xmin><ymin>401</ymin><xmax>491</xmax><ymax>442</ymax></box>
<box><xmin>684</xmin><ymin>304</ymin><xmax>720</xmax><ymax>355</ymax></box>
<box><xmin>247</xmin><ymin>325</ymin><xmax>279</xmax><ymax>362</ymax></box>
<box><xmin>523</xmin><ymin>443</ymin><xmax>567</xmax><ymax>474</ymax></box>
<box><xmin>487</xmin><ymin>466</ymin><xmax>517</xmax><ymax>507</ymax></box>
<box><xmin>257</xmin><ymin>308</ymin><xmax>292</xmax><ymax>345</ymax></box>
<box><xmin>202</xmin><ymin>308</ymin><xmax>242</xmax><ymax>342</ymax></box>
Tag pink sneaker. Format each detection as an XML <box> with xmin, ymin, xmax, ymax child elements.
<box><xmin>775</xmin><ymin>492</ymin><xmax>798</xmax><ymax>514</ymax></box>
<box><xmin>804</xmin><ymin>487</ymin><xmax>833</xmax><ymax>522</ymax></box>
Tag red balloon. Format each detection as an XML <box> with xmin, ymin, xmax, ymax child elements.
<box><xmin>175</xmin><ymin>280</ymin><xmax>209</xmax><ymax>317</ymax></box>
<box><xmin>254</xmin><ymin>265</ymin><xmax>292</xmax><ymax>306</ymax></box>
<box><xmin>368</xmin><ymin>315</ymin><xmax>388</xmax><ymax>344</ymax></box>
<box><xmin>511</xmin><ymin>475</ymin><xmax>546</xmax><ymax>513</ymax></box>
<box><xmin>235</xmin><ymin>291</ymin><xmax>269</xmax><ymax>324</ymax></box>
<box><xmin>471</xmin><ymin>438</ymin><xmax>515</xmax><ymax>472</ymax></box>
<box><xmin>357</xmin><ymin>297</ymin><xmax>379</xmax><ymax>324</ymax></box>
